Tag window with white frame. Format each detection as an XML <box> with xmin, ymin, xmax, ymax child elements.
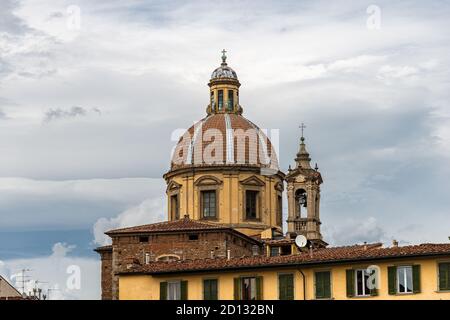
<box><xmin>397</xmin><ymin>266</ymin><xmax>413</xmax><ymax>293</ymax></box>
<box><xmin>167</xmin><ymin>281</ymin><xmax>181</xmax><ymax>300</ymax></box>
<box><xmin>355</xmin><ymin>269</ymin><xmax>371</xmax><ymax>296</ymax></box>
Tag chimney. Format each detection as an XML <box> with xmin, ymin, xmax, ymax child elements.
<box><xmin>392</xmin><ymin>239</ymin><xmax>399</xmax><ymax>248</ymax></box>
<box><xmin>210</xmin><ymin>250</ymin><xmax>215</xmax><ymax>259</ymax></box>
<box><xmin>363</xmin><ymin>241</ymin><xmax>368</xmax><ymax>251</ymax></box>
<box><xmin>227</xmin><ymin>249</ymin><xmax>231</xmax><ymax>260</ymax></box>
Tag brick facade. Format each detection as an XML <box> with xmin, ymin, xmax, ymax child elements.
<box><xmin>96</xmin><ymin>223</ymin><xmax>261</xmax><ymax>300</ymax></box>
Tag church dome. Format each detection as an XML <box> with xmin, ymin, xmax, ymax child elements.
<box><xmin>170</xmin><ymin>113</ymin><xmax>279</xmax><ymax>171</ymax></box>
<box><xmin>211</xmin><ymin>65</ymin><xmax>238</xmax><ymax>80</ymax></box>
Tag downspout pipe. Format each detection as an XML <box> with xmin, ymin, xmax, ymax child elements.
<box><xmin>298</xmin><ymin>268</ymin><xmax>306</xmax><ymax>300</ymax></box>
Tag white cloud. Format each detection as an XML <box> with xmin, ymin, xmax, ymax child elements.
<box><xmin>0</xmin><ymin>242</ymin><xmax>100</xmax><ymax>300</ymax></box>
<box><xmin>324</xmin><ymin>217</ymin><xmax>386</xmax><ymax>246</ymax></box>
<box><xmin>0</xmin><ymin>177</ymin><xmax>165</xmax><ymax>230</ymax></box>
<box><xmin>93</xmin><ymin>198</ymin><xmax>166</xmax><ymax>246</ymax></box>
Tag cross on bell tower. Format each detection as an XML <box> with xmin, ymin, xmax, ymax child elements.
<box><xmin>286</xmin><ymin>125</ymin><xmax>327</xmax><ymax>248</ymax></box>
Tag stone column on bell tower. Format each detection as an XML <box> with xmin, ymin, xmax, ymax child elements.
<box><xmin>286</xmin><ymin>125</ymin><xmax>327</xmax><ymax>248</ymax></box>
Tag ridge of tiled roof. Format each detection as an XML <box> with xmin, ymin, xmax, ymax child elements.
<box><xmin>119</xmin><ymin>243</ymin><xmax>450</xmax><ymax>275</ymax></box>
<box><xmin>106</xmin><ymin>217</ymin><xmax>232</xmax><ymax>235</ymax></box>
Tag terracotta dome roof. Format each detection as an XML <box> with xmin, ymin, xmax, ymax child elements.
<box><xmin>170</xmin><ymin>114</ymin><xmax>279</xmax><ymax>171</ymax></box>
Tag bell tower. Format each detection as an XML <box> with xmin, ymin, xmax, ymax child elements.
<box><xmin>286</xmin><ymin>124</ymin><xmax>327</xmax><ymax>248</ymax></box>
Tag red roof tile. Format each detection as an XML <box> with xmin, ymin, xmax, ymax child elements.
<box><xmin>106</xmin><ymin>217</ymin><xmax>232</xmax><ymax>235</ymax></box>
<box><xmin>120</xmin><ymin>243</ymin><xmax>450</xmax><ymax>275</ymax></box>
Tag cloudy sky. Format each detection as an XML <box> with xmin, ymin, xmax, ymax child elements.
<box><xmin>1</xmin><ymin>0</ymin><xmax>449</xmax><ymax>299</ymax></box>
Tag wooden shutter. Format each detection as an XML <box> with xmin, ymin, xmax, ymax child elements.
<box><xmin>279</xmin><ymin>274</ymin><xmax>294</xmax><ymax>300</ymax></box>
<box><xmin>256</xmin><ymin>276</ymin><xmax>263</xmax><ymax>300</ymax></box>
<box><xmin>368</xmin><ymin>269</ymin><xmax>378</xmax><ymax>296</ymax></box>
<box><xmin>439</xmin><ymin>263</ymin><xmax>450</xmax><ymax>291</ymax></box>
<box><xmin>211</xmin><ymin>279</ymin><xmax>218</xmax><ymax>300</ymax></box>
<box><xmin>323</xmin><ymin>272</ymin><xmax>331</xmax><ymax>299</ymax></box>
<box><xmin>315</xmin><ymin>272</ymin><xmax>324</xmax><ymax>299</ymax></box>
<box><xmin>180</xmin><ymin>280</ymin><xmax>188</xmax><ymax>300</ymax></box>
<box><xmin>203</xmin><ymin>279</ymin><xmax>210</xmax><ymax>300</ymax></box>
<box><xmin>315</xmin><ymin>272</ymin><xmax>331</xmax><ymax>299</ymax></box>
<box><xmin>204</xmin><ymin>279</ymin><xmax>218</xmax><ymax>300</ymax></box>
<box><xmin>387</xmin><ymin>266</ymin><xmax>397</xmax><ymax>295</ymax></box>
<box><xmin>346</xmin><ymin>269</ymin><xmax>355</xmax><ymax>297</ymax></box>
<box><xmin>160</xmin><ymin>282</ymin><xmax>167</xmax><ymax>300</ymax></box>
<box><xmin>233</xmin><ymin>278</ymin><xmax>241</xmax><ymax>300</ymax></box>
<box><xmin>412</xmin><ymin>265</ymin><xmax>421</xmax><ymax>293</ymax></box>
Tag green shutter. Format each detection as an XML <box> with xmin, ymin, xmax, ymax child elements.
<box><xmin>180</xmin><ymin>280</ymin><xmax>188</xmax><ymax>300</ymax></box>
<box><xmin>279</xmin><ymin>275</ymin><xmax>287</xmax><ymax>300</ymax></box>
<box><xmin>203</xmin><ymin>279</ymin><xmax>210</xmax><ymax>300</ymax></box>
<box><xmin>203</xmin><ymin>279</ymin><xmax>218</xmax><ymax>300</ymax></box>
<box><xmin>346</xmin><ymin>269</ymin><xmax>355</xmax><ymax>297</ymax></box>
<box><xmin>212</xmin><ymin>279</ymin><xmax>218</xmax><ymax>300</ymax></box>
<box><xmin>439</xmin><ymin>263</ymin><xmax>450</xmax><ymax>291</ymax></box>
<box><xmin>279</xmin><ymin>274</ymin><xmax>294</xmax><ymax>300</ymax></box>
<box><xmin>256</xmin><ymin>276</ymin><xmax>263</xmax><ymax>300</ymax></box>
<box><xmin>370</xmin><ymin>288</ymin><xmax>379</xmax><ymax>296</ymax></box>
<box><xmin>160</xmin><ymin>282</ymin><xmax>167</xmax><ymax>300</ymax></box>
<box><xmin>412</xmin><ymin>265</ymin><xmax>421</xmax><ymax>293</ymax></box>
<box><xmin>388</xmin><ymin>266</ymin><xmax>397</xmax><ymax>295</ymax></box>
<box><xmin>234</xmin><ymin>278</ymin><xmax>241</xmax><ymax>300</ymax></box>
<box><xmin>315</xmin><ymin>272</ymin><xmax>324</xmax><ymax>299</ymax></box>
<box><xmin>315</xmin><ymin>272</ymin><xmax>331</xmax><ymax>299</ymax></box>
<box><xmin>323</xmin><ymin>272</ymin><xmax>331</xmax><ymax>299</ymax></box>
<box><xmin>368</xmin><ymin>269</ymin><xmax>378</xmax><ymax>296</ymax></box>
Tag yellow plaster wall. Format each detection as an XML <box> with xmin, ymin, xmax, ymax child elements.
<box><xmin>167</xmin><ymin>171</ymin><xmax>283</xmax><ymax>237</ymax></box>
<box><xmin>119</xmin><ymin>257</ymin><xmax>450</xmax><ymax>300</ymax></box>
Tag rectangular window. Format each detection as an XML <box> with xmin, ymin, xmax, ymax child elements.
<box><xmin>355</xmin><ymin>269</ymin><xmax>371</xmax><ymax>296</ymax></box>
<box><xmin>201</xmin><ymin>190</ymin><xmax>217</xmax><ymax>218</ymax></box>
<box><xmin>278</xmin><ymin>274</ymin><xmax>294</xmax><ymax>300</ymax></box>
<box><xmin>203</xmin><ymin>279</ymin><xmax>218</xmax><ymax>300</ymax></box>
<box><xmin>167</xmin><ymin>281</ymin><xmax>181</xmax><ymax>300</ymax></box>
<box><xmin>139</xmin><ymin>236</ymin><xmax>149</xmax><ymax>243</ymax></box>
<box><xmin>241</xmin><ymin>277</ymin><xmax>257</xmax><ymax>300</ymax></box>
<box><xmin>227</xmin><ymin>90</ymin><xmax>234</xmax><ymax>111</ymax></box>
<box><xmin>280</xmin><ymin>245</ymin><xmax>292</xmax><ymax>256</ymax></box>
<box><xmin>270</xmin><ymin>247</ymin><xmax>279</xmax><ymax>257</ymax></box>
<box><xmin>439</xmin><ymin>262</ymin><xmax>450</xmax><ymax>291</ymax></box>
<box><xmin>188</xmin><ymin>234</ymin><xmax>199</xmax><ymax>241</ymax></box>
<box><xmin>315</xmin><ymin>271</ymin><xmax>331</xmax><ymax>299</ymax></box>
<box><xmin>218</xmin><ymin>90</ymin><xmax>223</xmax><ymax>110</ymax></box>
<box><xmin>170</xmin><ymin>195</ymin><xmax>179</xmax><ymax>220</ymax></box>
<box><xmin>245</xmin><ymin>190</ymin><xmax>258</xmax><ymax>219</ymax></box>
<box><xmin>397</xmin><ymin>266</ymin><xmax>413</xmax><ymax>293</ymax></box>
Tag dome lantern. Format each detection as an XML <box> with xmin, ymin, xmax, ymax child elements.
<box><xmin>207</xmin><ymin>50</ymin><xmax>242</xmax><ymax>115</ymax></box>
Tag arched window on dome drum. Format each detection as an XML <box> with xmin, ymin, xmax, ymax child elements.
<box><xmin>210</xmin><ymin>91</ymin><xmax>215</xmax><ymax>109</ymax></box>
<box><xmin>227</xmin><ymin>90</ymin><xmax>234</xmax><ymax>111</ymax></box>
<box><xmin>245</xmin><ymin>190</ymin><xmax>259</xmax><ymax>220</ymax></box>
<box><xmin>218</xmin><ymin>90</ymin><xmax>223</xmax><ymax>111</ymax></box>
<box><xmin>201</xmin><ymin>190</ymin><xmax>217</xmax><ymax>219</ymax></box>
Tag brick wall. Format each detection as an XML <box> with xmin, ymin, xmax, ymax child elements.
<box><xmin>96</xmin><ymin>249</ymin><xmax>113</xmax><ymax>300</ymax></box>
<box><xmin>105</xmin><ymin>230</ymin><xmax>259</xmax><ymax>299</ymax></box>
